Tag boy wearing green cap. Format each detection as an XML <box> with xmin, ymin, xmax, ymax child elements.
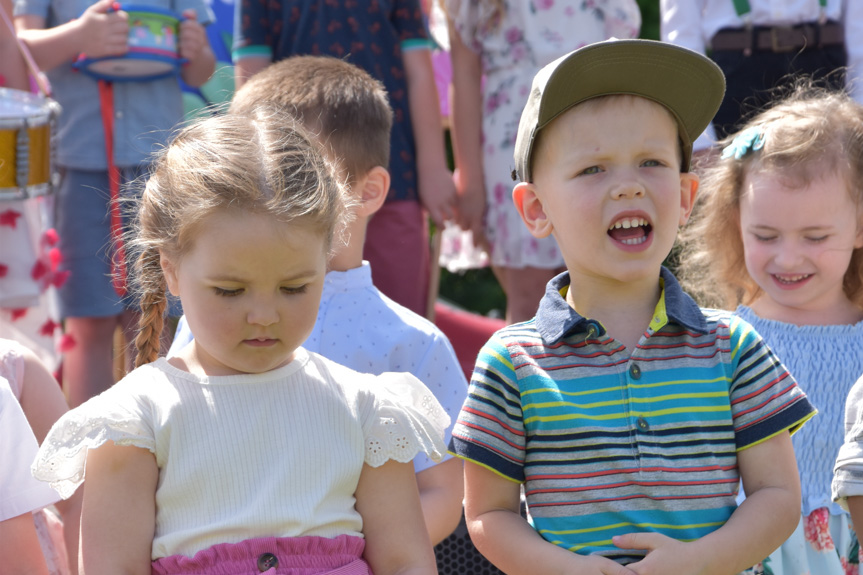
<box><xmin>450</xmin><ymin>39</ymin><xmax>815</xmax><ymax>574</ymax></box>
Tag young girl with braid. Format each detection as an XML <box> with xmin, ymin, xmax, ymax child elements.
<box><xmin>29</xmin><ymin>108</ymin><xmax>449</xmax><ymax>574</ymax></box>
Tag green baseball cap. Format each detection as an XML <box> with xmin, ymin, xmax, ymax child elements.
<box><xmin>513</xmin><ymin>38</ymin><xmax>726</xmax><ymax>182</ymax></box>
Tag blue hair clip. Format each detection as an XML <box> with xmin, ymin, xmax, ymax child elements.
<box><xmin>721</xmin><ymin>126</ymin><xmax>765</xmax><ymax>160</ymax></box>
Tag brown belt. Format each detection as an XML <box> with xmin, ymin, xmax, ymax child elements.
<box><xmin>711</xmin><ymin>21</ymin><xmax>844</xmax><ymax>53</ymax></box>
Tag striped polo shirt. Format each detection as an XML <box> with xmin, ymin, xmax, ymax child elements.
<box><xmin>451</xmin><ymin>268</ymin><xmax>815</xmax><ymax>564</ymax></box>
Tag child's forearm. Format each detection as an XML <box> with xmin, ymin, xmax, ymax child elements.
<box><xmin>55</xmin><ymin>488</ymin><xmax>82</xmax><ymax>575</ymax></box>
<box><xmin>0</xmin><ymin>37</ymin><xmax>30</xmax><ymax>90</ymax></box>
<box><xmin>16</xmin><ymin>17</ymin><xmax>90</xmax><ymax>72</ymax></box>
<box><xmin>416</xmin><ymin>458</ymin><xmax>464</xmax><ymax>545</ymax></box>
<box><xmin>17</xmin><ymin>0</ymin><xmax>129</xmax><ymax>72</ymax></box>
<box><xmin>469</xmin><ymin>508</ymin><xmax>624</xmax><ymax>575</ymax></box>
<box><xmin>683</xmin><ymin>482</ymin><xmax>799</xmax><ymax>575</ymax></box>
<box><xmin>0</xmin><ymin>513</ymin><xmax>51</xmax><ymax>575</ymax></box>
<box><xmin>681</xmin><ymin>432</ymin><xmax>802</xmax><ymax>575</ymax></box>
<box><xmin>465</xmin><ymin>462</ymin><xmax>637</xmax><ymax>574</ymax></box>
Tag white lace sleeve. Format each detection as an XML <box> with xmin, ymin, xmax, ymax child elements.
<box><xmin>364</xmin><ymin>372</ymin><xmax>451</xmax><ymax>468</ymax></box>
<box><xmin>31</xmin><ymin>392</ymin><xmax>155</xmax><ymax>499</ymax></box>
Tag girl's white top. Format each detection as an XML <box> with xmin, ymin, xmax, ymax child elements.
<box><xmin>31</xmin><ymin>348</ymin><xmax>450</xmax><ymax>560</ymax></box>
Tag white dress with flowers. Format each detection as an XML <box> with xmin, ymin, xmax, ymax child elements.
<box><xmin>441</xmin><ymin>0</ymin><xmax>640</xmax><ymax>270</ymax></box>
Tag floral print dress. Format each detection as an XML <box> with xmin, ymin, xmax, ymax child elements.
<box><xmin>441</xmin><ymin>0</ymin><xmax>640</xmax><ymax>270</ymax></box>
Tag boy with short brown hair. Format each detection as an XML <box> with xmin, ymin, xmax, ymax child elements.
<box><xmin>451</xmin><ymin>39</ymin><xmax>815</xmax><ymax>574</ymax></box>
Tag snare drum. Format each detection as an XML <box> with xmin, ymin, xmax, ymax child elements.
<box><xmin>74</xmin><ymin>5</ymin><xmax>183</xmax><ymax>82</ymax></box>
<box><xmin>0</xmin><ymin>89</ymin><xmax>60</xmax><ymax>202</ymax></box>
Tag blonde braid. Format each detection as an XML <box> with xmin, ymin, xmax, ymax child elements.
<box><xmin>134</xmin><ymin>248</ymin><xmax>167</xmax><ymax>368</ymax></box>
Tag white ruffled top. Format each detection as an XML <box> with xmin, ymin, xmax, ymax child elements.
<box><xmin>32</xmin><ymin>348</ymin><xmax>449</xmax><ymax>560</ymax></box>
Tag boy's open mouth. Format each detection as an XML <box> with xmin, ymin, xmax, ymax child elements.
<box><xmin>608</xmin><ymin>217</ymin><xmax>652</xmax><ymax>245</ymax></box>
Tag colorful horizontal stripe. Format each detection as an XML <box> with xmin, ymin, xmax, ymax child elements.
<box><xmin>451</xmin><ymin>269</ymin><xmax>815</xmax><ymax>564</ymax></box>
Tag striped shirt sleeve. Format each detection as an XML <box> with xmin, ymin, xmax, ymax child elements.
<box><xmin>451</xmin><ymin>336</ymin><xmax>526</xmax><ymax>482</ymax></box>
<box><xmin>727</xmin><ymin>315</ymin><xmax>816</xmax><ymax>450</ymax></box>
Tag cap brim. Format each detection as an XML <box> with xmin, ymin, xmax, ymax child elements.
<box><xmin>517</xmin><ymin>39</ymin><xmax>725</xmax><ymax>180</ymax></box>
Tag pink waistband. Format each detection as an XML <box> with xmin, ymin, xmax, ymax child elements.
<box><xmin>151</xmin><ymin>534</ymin><xmax>371</xmax><ymax>575</ymax></box>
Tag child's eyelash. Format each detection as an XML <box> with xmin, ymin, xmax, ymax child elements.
<box><xmin>214</xmin><ymin>286</ymin><xmax>308</xmax><ymax>296</ymax></box>
<box><xmin>753</xmin><ymin>234</ymin><xmax>776</xmax><ymax>242</ymax></box>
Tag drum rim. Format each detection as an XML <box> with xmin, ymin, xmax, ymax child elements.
<box><xmin>74</xmin><ymin>53</ymin><xmax>183</xmax><ymax>82</ymax></box>
<box><xmin>0</xmin><ymin>182</ymin><xmax>54</xmax><ymax>201</ymax></box>
<box><xmin>118</xmin><ymin>3</ymin><xmax>181</xmax><ymax>19</ymax></box>
<box><xmin>0</xmin><ymin>88</ymin><xmax>59</xmax><ymax>126</ymax></box>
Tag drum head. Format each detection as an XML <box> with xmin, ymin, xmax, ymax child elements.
<box><xmin>81</xmin><ymin>54</ymin><xmax>179</xmax><ymax>81</ymax></box>
<box><xmin>0</xmin><ymin>88</ymin><xmax>55</xmax><ymax>126</ymax></box>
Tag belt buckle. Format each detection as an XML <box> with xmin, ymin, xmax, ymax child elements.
<box><xmin>770</xmin><ymin>26</ymin><xmax>798</xmax><ymax>53</ymax></box>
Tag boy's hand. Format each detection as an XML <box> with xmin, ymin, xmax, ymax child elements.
<box><xmin>575</xmin><ymin>554</ymin><xmax>641</xmax><ymax>575</ymax></box>
<box><xmin>79</xmin><ymin>0</ymin><xmax>128</xmax><ymax>58</ymax></box>
<box><xmin>178</xmin><ymin>10</ymin><xmax>206</xmax><ymax>62</ymax></box>
<box><xmin>418</xmin><ymin>167</ymin><xmax>457</xmax><ymax>228</ymax></box>
<box><xmin>613</xmin><ymin>533</ymin><xmax>708</xmax><ymax>575</ymax></box>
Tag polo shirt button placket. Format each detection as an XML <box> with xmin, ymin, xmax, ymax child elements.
<box><xmin>629</xmin><ymin>363</ymin><xmax>648</xmax><ymax>436</ymax></box>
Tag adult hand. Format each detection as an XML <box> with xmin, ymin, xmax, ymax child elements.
<box><xmin>419</xmin><ymin>166</ymin><xmax>458</xmax><ymax>228</ymax></box>
<box><xmin>453</xmin><ymin>167</ymin><xmax>489</xmax><ymax>252</ymax></box>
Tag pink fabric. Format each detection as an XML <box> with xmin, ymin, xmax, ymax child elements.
<box><xmin>151</xmin><ymin>534</ymin><xmax>371</xmax><ymax>575</ymax></box>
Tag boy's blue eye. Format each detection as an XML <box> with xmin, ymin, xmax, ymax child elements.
<box><xmin>213</xmin><ymin>287</ymin><xmax>243</xmax><ymax>297</ymax></box>
<box><xmin>641</xmin><ymin>159</ymin><xmax>662</xmax><ymax>167</ymax></box>
<box><xmin>579</xmin><ymin>166</ymin><xmax>602</xmax><ymax>176</ymax></box>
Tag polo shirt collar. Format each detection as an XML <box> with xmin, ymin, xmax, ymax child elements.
<box><xmin>535</xmin><ymin>267</ymin><xmax>708</xmax><ymax>344</ymax></box>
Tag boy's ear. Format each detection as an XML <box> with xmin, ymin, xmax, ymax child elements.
<box><xmin>678</xmin><ymin>172</ymin><xmax>700</xmax><ymax>226</ymax></box>
<box><xmin>355</xmin><ymin>166</ymin><xmax>390</xmax><ymax>219</ymax></box>
<box><xmin>161</xmin><ymin>252</ymin><xmax>180</xmax><ymax>297</ymax></box>
<box><xmin>513</xmin><ymin>182</ymin><xmax>553</xmax><ymax>238</ymax></box>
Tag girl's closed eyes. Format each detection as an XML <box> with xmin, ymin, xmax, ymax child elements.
<box><xmin>30</xmin><ymin>109</ymin><xmax>446</xmax><ymax>575</ymax></box>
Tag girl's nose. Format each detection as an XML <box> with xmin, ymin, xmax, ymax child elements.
<box><xmin>772</xmin><ymin>241</ymin><xmax>804</xmax><ymax>268</ymax></box>
<box><xmin>247</xmin><ymin>300</ymin><xmax>279</xmax><ymax>326</ymax></box>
